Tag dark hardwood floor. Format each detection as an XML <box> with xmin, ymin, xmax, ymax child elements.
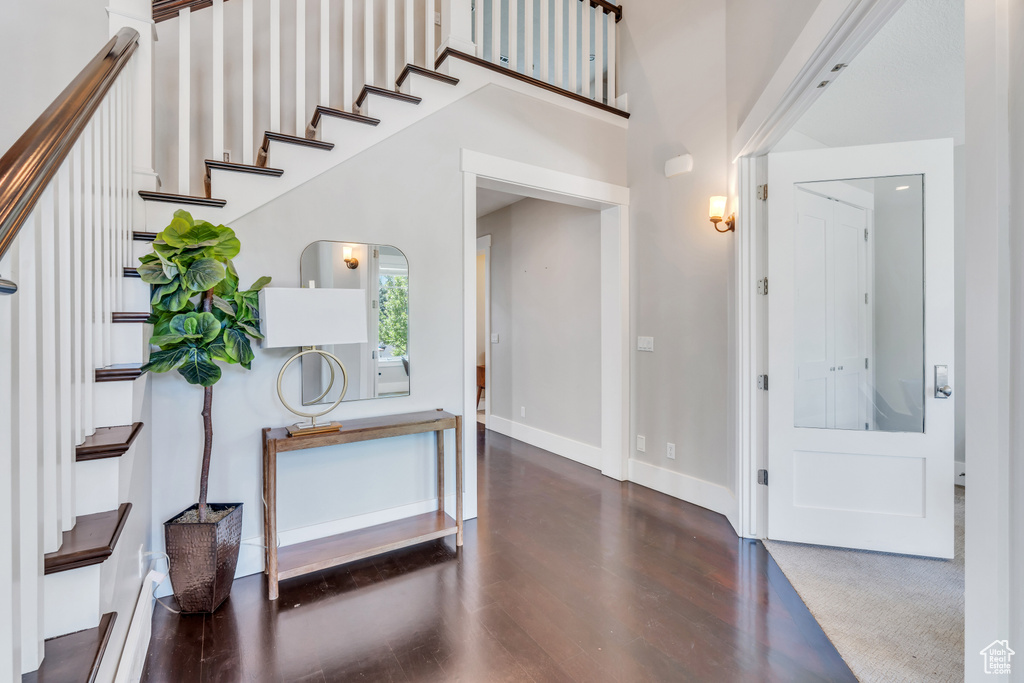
<box><xmin>142</xmin><ymin>425</ymin><xmax>855</xmax><ymax>682</ymax></box>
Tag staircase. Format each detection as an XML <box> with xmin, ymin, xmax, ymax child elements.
<box><xmin>0</xmin><ymin>1</ymin><xmax>626</xmax><ymax>681</ymax></box>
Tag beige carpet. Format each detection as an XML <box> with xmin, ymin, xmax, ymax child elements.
<box><xmin>764</xmin><ymin>487</ymin><xmax>964</xmax><ymax>682</ymax></box>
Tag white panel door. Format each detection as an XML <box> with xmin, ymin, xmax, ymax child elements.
<box><xmin>768</xmin><ymin>139</ymin><xmax>955</xmax><ymax>558</ymax></box>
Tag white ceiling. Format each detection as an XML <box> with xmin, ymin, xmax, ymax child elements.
<box><xmin>791</xmin><ymin>0</ymin><xmax>965</xmax><ymax>148</ymax></box>
<box><xmin>477</xmin><ymin>188</ymin><xmax>526</xmax><ymax>218</ymax></box>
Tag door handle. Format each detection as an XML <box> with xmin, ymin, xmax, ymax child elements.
<box><xmin>934</xmin><ymin>365</ymin><xmax>952</xmax><ymax>399</ymax></box>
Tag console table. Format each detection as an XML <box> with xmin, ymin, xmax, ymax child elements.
<box><xmin>262</xmin><ymin>409</ymin><xmax>463</xmax><ymax>600</ymax></box>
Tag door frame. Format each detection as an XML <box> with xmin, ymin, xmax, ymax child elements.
<box><xmin>732</xmin><ymin>0</ymin><xmax>910</xmax><ymax>540</ymax></box>
<box><xmin>476</xmin><ymin>234</ymin><xmax>491</xmax><ymax>427</ymax></box>
<box><xmin>461</xmin><ymin>149</ymin><xmax>631</xmax><ymax>482</ymax></box>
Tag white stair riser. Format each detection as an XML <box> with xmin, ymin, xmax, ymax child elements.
<box><xmin>209</xmin><ymin>171</ymin><xmax>286</xmax><ymax>213</ymax></box>
<box><xmin>358</xmin><ymin>97</ymin><xmax>420</xmax><ymax>128</ymax></box>
<box><xmin>400</xmin><ymin>75</ymin><xmax>455</xmax><ymax>102</ymax></box>
<box><xmin>93</xmin><ymin>380</ymin><xmax>138</xmax><ymax>427</ymax></box>
<box><xmin>75</xmin><ymin>459</ymin><xmax>120</xmax><ymax>517</ymax></box>
<box><xmin>123</xmin><ymin>279</ymin><xmax>151</xmax><ymax>312</ymax></box>
<box><xmin>43</xmin><ymin>566</ymin><xmax>101</xmax><ymax>639</ymax></box>
<box><xmin>144</xmin><ymin>202</ymin><xmax>227</xmax><ymax>232</ymax></box>
<box><xmin>132</xmin><ymin>240</ymin><xmax>152</xmax><ymax>262</ymax></box>
<box><xmin>112</xmin><ymin>324</ymin><xmax>147</xmax><ymax>365</ymax></box>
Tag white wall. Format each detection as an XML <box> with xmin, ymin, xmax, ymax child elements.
<box><xmin>148</xmin><ymin>84</ymin><xmax>626</xmax><ymax>587</ymax></box>
<box><xmin>476</xmin><ymin>252</ymin><xmax>486</xmax><ymax>367</ymax></box>
<box><xmin>477</xmin><ymin>198</ymin><xmax>603</xmax><ymax>448</ymax></box>
<box><xmin>0</xmin><ymin>0</ymin><xmax>110</xmax><ymax>157</ymax></box>
<box><xmin>618</xmin><ymin>0</ymin><xmax>733</xmax><ymax>488</ymax></box>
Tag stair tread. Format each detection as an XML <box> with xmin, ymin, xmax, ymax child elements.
<box><xmin>133</xmin><ymin>231</ymin><xmax>156</xmax><ymax>242</ymax></box>
<box><xmin>310</xmin><ymin>105</ymin><xmax>380</xmax><ymax>129</ymax></box>
<box><xmin>138</xmin><ymin>191</ymin><xmax>227</xmax><ymax>207</ymax></box>
<box><xmin>111</xmin><ymin>312</ymin><xmax>150</xmax><ymax>323</ymax></box>
<box><xmin>204</xmin><ymin>159</ymin><xmax>284</xmax><ymax>177</ymax></box>
<box><xmin>262</xmin><ymin>132</ymin><xmax>334</xmax><ymax>150</ymax></box>
<box><xmin>396</xmin><ymin>63</ymin><xmax>460</xmax><ymax>89</ymax></box>
<box><xmin>44</xmin><ymin>505</ymin><xmax>132</xmax><ymax>574</ymax></box>
<box><xmin>95</xmin><ymin>364</ymin><xmax>143</xmax><ymax>383</ymax></box>
<box><xmin>77</xmin><ymin>423</ymin><xmax>143</xmax><ymax>462</ymax></box>
<box><xmin>21</xmin><ymin>613</ymin><xmax>116</xmax><ymax>683</ymax></box>
<box><xmin>356</xmin><ymin>85</ymin><xmax>422</xmax><ymax>109</ymax></box>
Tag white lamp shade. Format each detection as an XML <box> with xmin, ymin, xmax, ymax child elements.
<box><xmin>259</xmin><ymin>287</ymin><xmax>369</xmax><ymax>348</ymax></box>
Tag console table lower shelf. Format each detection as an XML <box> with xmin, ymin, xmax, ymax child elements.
<box><xmin>262</xmin><ymin>410</ymin><xmax>463</xmax><ymax>600</ymax></box>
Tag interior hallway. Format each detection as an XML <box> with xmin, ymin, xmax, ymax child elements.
<box><xmin>142</xmin><ymin>426</ymin><xmax>855</xmax><ymax>682</ymax></box>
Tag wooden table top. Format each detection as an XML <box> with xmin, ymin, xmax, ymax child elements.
<box><xmin>264</xmin><ymin>409</ymin><xmax>459</xmax><ymax>452</ymax></box>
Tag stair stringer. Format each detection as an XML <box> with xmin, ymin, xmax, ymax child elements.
<box><xmin>143</xmin><ymin>61</ymin><xmax>628</xmax><ymax>231</ymax></box>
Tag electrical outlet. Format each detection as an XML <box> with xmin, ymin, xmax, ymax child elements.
<box><xmin>636</xmin><ymin>435</ymin><xmax>646</xmax><ymax>452</ymax></box>
<box><xmin>637</xmin><ymin>336</ymin><xmax>654</xmax><ymax>352</ymax></box>
<box><xmin>223</xmin><ymin>150</ymin><xmax>231</xmax><ymax>162</ymax></box>
<box><xmin>434</xmin><ymin>11</ymin><xmax>441</xmax><ymax>25</ymax></box>
<box><xmin>667</xmin><ymin>442</ymin><xmax>676</xmax><ymax>460</ymax></box>
<box><xmin>491</xmin><ymin>333</ymin><xmax>500</xmax><ymax>343</ymax></box>
<box><xmin>520</xmin><ymin>406</ymin><xmax>526</xmax><ymax>418</ymax></box>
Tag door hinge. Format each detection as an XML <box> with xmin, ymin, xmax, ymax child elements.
<box><xmin>865</xmin><ymin>357</ymin><xmax>869</xmax><ymax>370</ymax></box>
<box><xmin>757</xmin><ymin>184</ymin><xmax>768</xmax><ymax>201</ymax></box>
<box><xmin>757</xmin><ymin>469</ymin><xmax>768</xmax><ymax>486</ymax></box>
<box><xmin>757</xmin><ymin>374</ymin><xmax>769</xmax><ymax>391</ymax></box>
<box><xmin>864</xmin><ymin>228</ymin><xmax>869</xmax><ymax>242</ymax></box>
<box><xmin>758</xmin><ymin>277</ymin><xmax>769</xmax><ymax>295</ymax></box>
<box><xmin>865</xmin><ymin>292</ymin><xmax>869</xmax><ymax>305</ymax></box>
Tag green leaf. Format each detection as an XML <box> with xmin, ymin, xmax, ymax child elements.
<box><xmin>207</xmin><ymin>337</ymin><xmax>232</xmax><ymax>363</ymax></box>
<box><xmin>151</xmin><ymin>280</ymin><xmax>180</xmax><ymax>307</ymax></box>
<box><xmin>141</xmin><ymin>346</ymin><xmax>191</xmax><ymax>374</ymax></box>
<box><xmin>223</xmin><ymin>327</ymin><xmax>254</xmax><ymax>366</ymax></box>
<box><xmin>180</xmin><ymin>223</ymin><xmax>224</xmax><ymax>248</ymax></box>
<box><xmin>248</xmin><ymin>276</ymin><xmax>272</xmax><ymax>292</ymax></box>
<box><xmin>172</xmin><ymin>209</ymin><xmax>195</xmax><ymax>225</ymax></box>
<box><xmin>182</xmin><ymin>258</ymin><xmax>226</xmax><ymax>292</ymax></box>
<box><xmin>162</xmin><ymin>287</ymin><xmax>193</xmax><ymax>312</ymax></box>
<box><xmin>149</xmin><ymin>333</ymin><xmax>186</xmax><ymax>347</ymax></box>
<box><xmin>236</xmin><ymin>320</ymin><xmax>263</xmax><ymax>339</ymax></box>
<box><xmin>160</xmin><ymin>215</ymin><xmax>194</xmax><ymax>248</ymax></box>
<box><xmin>169</xmin><ymin>313</ymin><xmax>201</xmax><ymax>339</ymax></box>
<box><xmin>139</xmin><ymin>253</ymin><xmax>159</xmax><ymax>265</ymax></box>
<box><xmin>212</xmin><ymin>295</ymin><xmax>236</xmax><ymax>317</ymax></box>
<box><xmin>177</xmin><ymin>348</ymin><xmax>222</xmax><ymax>386</ymax></box>
<box><xmin>194</xmin><ymin>312</ymin><xmax>222</xmax><ymax>343</ymax></box>
<box><xmin>211</xmin><ymin>236</ymin><xmax>241</xmax><ymax>261</ymax></box>
<box><xmin>138</xmin><ymin>262</ymin><xmax>173</xmax><ymax>285</ymax></box>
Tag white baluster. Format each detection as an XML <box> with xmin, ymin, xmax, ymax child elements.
<box><xmin>365</xmin><ymin>0</ymin><xmax>376</xmax><ymax>90</ymax></box>
<box><xmin>12</xmin><ymin>211</ymin><xmax>43</xmax><ymax>674</ymax></box>
<box><xmin>114</xmin><ymin>81</ymin><xmax>124</xmax><ymax>310</ymax></box>
<box><xmin>82</xmin><ymin>123</ymin><xmax>95</xmax><ymax>436</ymax></box>
<box><xmin>581</xmin><ymin>1</ymin><xmax>589</xmax><ymax>97</ymax></box>
<box><xmin>38</xmin><ymin>186</ymin><xmax>60</xmax><ymax>555</ymax></box>
<box><xmin>270</xmin><ymin>0</ymin><xmax>281</xmax><ymax>132</ymax></box>
<box><xmin>491</xmin><ymin>0</ymin><xmax>501</xmax><ymax>65</ymax></box>
<box><xmin>539</xmin><ymin>0</ymin><xmax>549</xmax><ymax>81</ymax></box>
<box><xmin>524</xmin><ymin>0</ymin><xmax>534</xmax><ymax>76</ymax></box>
<box><xmin>594</xmin><ymin>8</ymin><xmax>604</xmax><ymax>101</ymax></box>
<box><xmin>57</xmin><ymin>160</ymin><xmax>75</xmax><ymax>534</ymax></box>
<box><xmin>102</xmin><ymin>98</ymin><xmax>112</xmax><ymax>367</ymax></box>
<box><xmin>507</xmin><ymin>0</ymin><xmax>517</xmax><ymax>71</ymax></box>
<box><xmin>567</xmin><ymin>0</ymin><xmax>577</xmax><ymax>92</ymax></box>
<box><xmin>92</xmin><ymin>119</ymin><xmax>103</xmax><ymax>378</ymax></box>
<box><xmin>320</xmin><ymin>0</ymin><xmax>331</xmax><ymax>106</ymax></box>
<box><xmin>70</xmin><ymin>143</ymin><xmax>84</xmax><ymax>446</ymax></box>
<box><xmin>213</xmin><ymin>0</ymin><xmax>225</xmax><ymax>158</ymax></box>
<box><xmin>475</xmin><ymin>0</ymin><xmax>484</xmax><ymax>57</ymax></box>
<box><xmin>607</xmin><ymin>9</ymin><xmax>615</xmax><ymax>103</ymax></box>
<box><xmin>296</xmin><ymin>0</ymin><xmax>306</xmax><ymax>134</ymax></box>
<box><xmin>425</xmin><ymin>0</ymin><xmax>435</xmax><ymax>68</ymax></box>
<box><xmin>243</xmin><ymin>0</ymin><xmax>254</xmax><ymax>163</ymax></box>
<box><xmin>386</xmin><ymin>0</ymin><xmax>396</xmax><ymax>87</ymax></box>
<box><xmin>554</xmin><ymin>0</ymin><xmax>564</xmax><ymax>87</ymax></box>
<box><xmin>343</xmin><ymin>0</ymin><xmax>354</xmax><ymax>110</ymax></box>
<box><xmin>178</xmin><ymin>7</ymin><xmax>191</xmax><ymax>193</ymax></box>
<box><xmin>0</xmin><ymin>258</ymin><xmax>15</xmax><ymax>682</ymax></box>
<box><xmin>405</xmin><ymin>0</ymin><xmax>415</xmax><ymax>67</ymax></box>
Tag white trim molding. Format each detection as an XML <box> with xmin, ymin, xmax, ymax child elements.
<box><xmin>488</xmin><ymin>416</ymin><xmax>603</xmax><ymax>470</ymax></box>
<box><xmin>628</xmin><ymin>459</ymin><xmax>740</xmax><ymax>536</ymax></box>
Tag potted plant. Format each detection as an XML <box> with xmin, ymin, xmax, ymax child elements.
<box><xmin>138</xmin><ymin>209</ymin><xmax>270</xmax><ymax>613</ymax></box>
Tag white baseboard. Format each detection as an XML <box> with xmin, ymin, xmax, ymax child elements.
<box><xmin>955</xmin><ymin>460</ymin><xmax>965</xmax><ymax>486</ymax></box>
<box><xmin>487</xmin><ymin>416</ymin><xmax>602</xmax><ymax>470</ymax></box>
<box><xmin>113</xmin><ymin>568</ymin><xmax>163</xmax><ymax>683</ymax></box>
<box><xmin>627</xmin><ymin>459</ymin><xmax>740</xmax><ymax>535</ymax></box>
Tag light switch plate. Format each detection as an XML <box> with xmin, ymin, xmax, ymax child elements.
<box><xmin>491</xmin><ymin>333</ymin><xmax>499</xmax><ymax>343</ymax></box>
<box><xmin>637</xmin><ymin>336</ymin><xmax>654</xmax><ymax>352</ymax></box>
<box><xmin>636</xmin><ymin>435</ymin><xmax>646</xmax><ymax>452</ymax></box>
<box><xmin>667</xmin><ymin>443</ymin><xmax>676</xmax><ymax>460</ymax></box>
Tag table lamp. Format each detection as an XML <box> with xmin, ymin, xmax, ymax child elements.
<box><xmin>259</xmin><ymin>287</ymin><xmax>368</xmax><ymax>436</ymax></box>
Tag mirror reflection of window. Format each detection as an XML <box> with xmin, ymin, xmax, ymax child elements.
<box><xmin>299</xmin><ymin>241</ymin><xmax>410</xmax><ymax>405</ymax></box>
<box><xmin>792</xmin><ymin>175</ymin><xmax>924</xmax><ymax>433</ymax></box>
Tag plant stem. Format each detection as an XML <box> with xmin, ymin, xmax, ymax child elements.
<box><xmin>198</xmin><ymin>289</ymin><xmax>215</xmax><ymax>523</ymax></box>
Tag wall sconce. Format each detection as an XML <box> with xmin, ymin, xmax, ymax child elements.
<box><xmin>709</xmin><ymin>196</ymin><xmax>735</xmax><ymax>233</ymax></box>
<box><xmin>343</xmin><ymin>246</ymin><xmax>359</xmax><ymax>269</ymax></box>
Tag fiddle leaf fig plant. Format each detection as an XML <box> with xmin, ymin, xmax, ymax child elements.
<box><xmin>138</xmin><ymin>209</ymin><xmax>271</xmax><ymax>521</ymax></box>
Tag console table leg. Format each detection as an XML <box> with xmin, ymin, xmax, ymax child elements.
<box><xmin>267</xmin><ymin>442</ymin><xmax>279</xmax><ymax>600</ymax></box>
<box><xmin>455</xmin><ymin>415</ymin><xmax>463</xmax><ymax>546</ymax></box>
<box><xmin>262</xmin><ymin>430</ymin><xmax>270</xmax><ymax>575</ymax></box>
<box><xmin>436</xmin><ymin>429</ymin><xmax>445</xmax><ymax>514</ymax></box>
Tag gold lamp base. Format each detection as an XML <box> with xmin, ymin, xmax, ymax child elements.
<box><xmin>286</xmin><ymin>421</ymin><xmax>344</xmax><ymax>437</ymax></box>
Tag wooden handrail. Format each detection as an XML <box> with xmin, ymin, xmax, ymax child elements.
<box><xmin>0</xmin><ymin>27</ymin><xmax>139</xmax><ymax>277</ymax></box>
<box><xmin>591</xmin><ymin>0</ymin><xmax>623</xmax><ymax>22</ymax></box>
